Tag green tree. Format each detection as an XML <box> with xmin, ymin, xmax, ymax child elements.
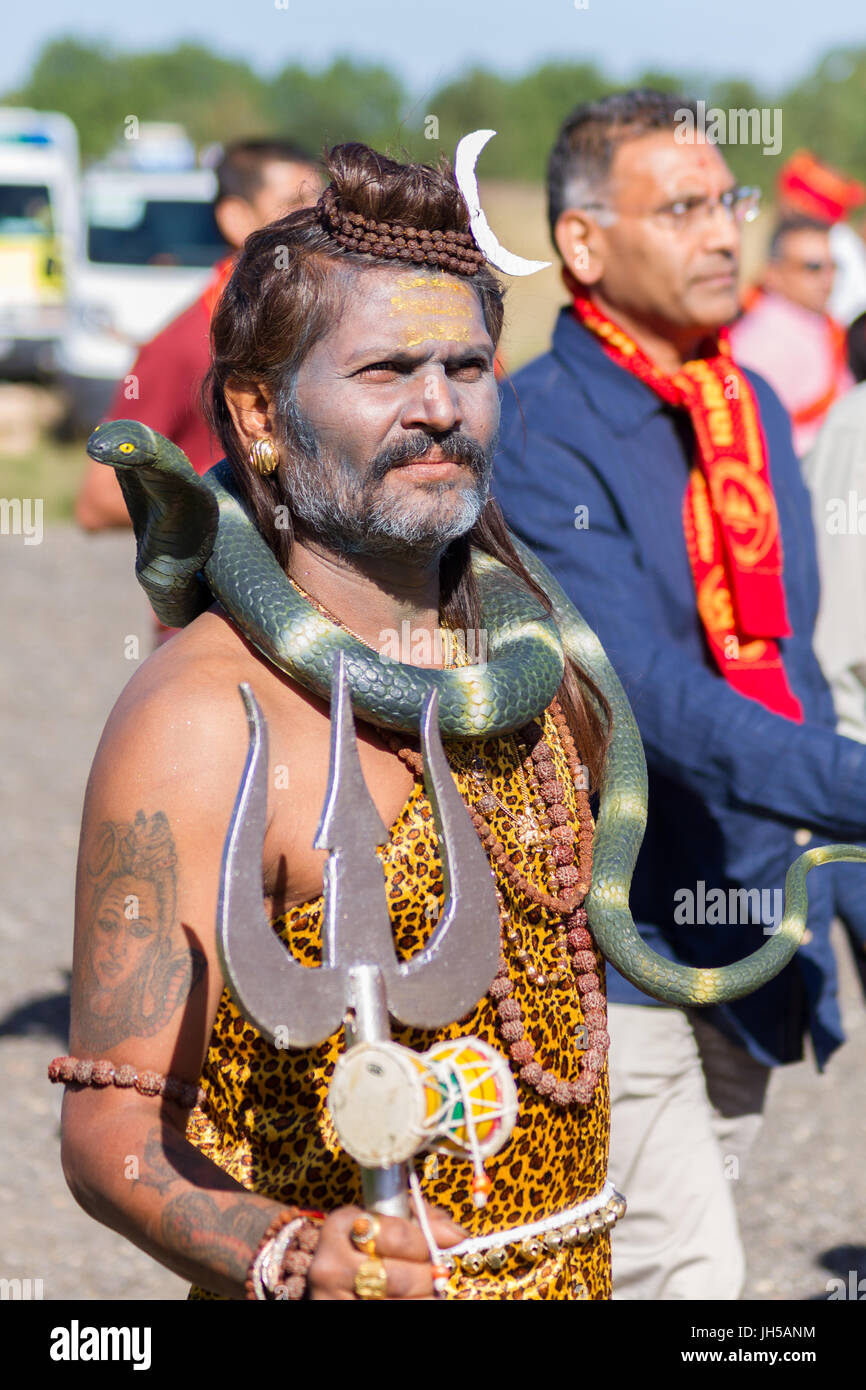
<box><xmin>780</xmin><ymin>48</ymin><xmax>866</xmax><ymax>184</ymax></box>
<box><xmin>411</xmin><ymin>63</ymin><xmax>609</xmax><ymax>180</ymax></box>
<box><xmin>6</xmin><ymin>34</ymin><xmax>866</xmax><ymax>195</ymax></box>
<box><xmin>5</xmin><ymin>37</ymin><xmax>269</xmax><ymax>162</ymax></box>
<box><xmin>4</xmin><ymin>37</ymin><xmax>131</xmax><ymax>161</ymax></box>
<box><xmin>123</xmin><ymin>44</ymin><xmax>268</xmax><ymax>151</ymax></box>
<box><xmin>703</xmin><ymin>78</ymin><xmax>780</xmax><ymax>191</ymax></box>
<box><xmin>265</xmin><ymin>58</ymin><xmax>407</xmax><ymax>155</ymax></box>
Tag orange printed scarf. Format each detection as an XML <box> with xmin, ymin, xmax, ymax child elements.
<box><xmin>572</xmin><ymin>294</ymin><xmax>803</xmax><ymax>722</ymax></box>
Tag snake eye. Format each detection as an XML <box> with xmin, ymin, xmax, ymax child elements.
<box><xmin>118</xmin><ymin>442</ymin><xmax>135</xmax><ymax>454</ymax></box>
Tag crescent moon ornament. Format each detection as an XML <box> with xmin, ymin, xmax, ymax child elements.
<box><xmin>454</xmin><ymin>129</ymin><xmax>551</xmax><ymax>278</ymax></box>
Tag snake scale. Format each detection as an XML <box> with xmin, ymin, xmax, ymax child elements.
<box><xmin>87</xmin><ymin>418</ymin><xmax>866</xmax><ymax>1007</ymax></box>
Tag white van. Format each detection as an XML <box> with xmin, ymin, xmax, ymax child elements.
<box><xmin>56</xmin><ymin>163</ymin><xmax>228</xmax><ymax>430</ymax></box>
<box><xmin>0</xmin><ymin>108</ymin><xmax>80</xmax><ymax>377</ymax></box>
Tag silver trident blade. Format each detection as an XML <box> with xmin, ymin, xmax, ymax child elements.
<box><xmin>313</xmin><ymin>651</ymin><xmax>393</xmax><ymax>971</ymax></box>
<box><xmin>217</xmin><ymin>654</ymin><xmax>502</xmax><ymax>1050</ymax></box>
<box><xmin>385</xmin><ymin>687</ymin><xmax>501</xmax><ymax>1027</ymax></box>
<box><xmin>216</xmin><ymin>682</ymin><xmax>347</xmax><ymax>1047</ymax></box>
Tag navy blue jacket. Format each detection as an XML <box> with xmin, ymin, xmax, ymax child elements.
<box><xmin>494</xmin><ymin>308</ymin><xmax>866</xmax><ymax>1068</ymax></box>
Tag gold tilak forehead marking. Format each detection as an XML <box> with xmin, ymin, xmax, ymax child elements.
<box><xmin>389</xmin><ymin>276</ymin><xmax>473</xmax><ymax>315</ymax></box>
<box><xmin>389</xmin><ymin>277</ymin><xmax>474</xmax><ymax>346</ymax></box>
<box><xmin>389</xmin><ymin>294</ymin><xmax>472</xmax><ymax>318</ymax></box>
<box><xmin>402</xmin><ymin>320</ymin><xmax>471</xmax><ymax>347</ymax></box>
<box><xmin>393</xmin><ymin>274</ymin><xmax>474</xmax><ymax>292</ymax></box>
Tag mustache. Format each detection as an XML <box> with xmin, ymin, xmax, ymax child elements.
<box><xmin>367</xmin><ymin>431</ymin><xmax>495</xmax><ymax>481</ymax></box>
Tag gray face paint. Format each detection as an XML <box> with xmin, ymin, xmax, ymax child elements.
<box><xmin>274</xmin><ymin>376</ymin><xmax>496</xmax><ymax>559</ymax></box>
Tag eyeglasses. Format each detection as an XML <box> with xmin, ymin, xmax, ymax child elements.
<box><xmin>582</xmin><ymin>186</ymin><xmax>762</xmax><ymax>232</ymax></box>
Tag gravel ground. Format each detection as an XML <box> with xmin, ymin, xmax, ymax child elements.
<box><xmin>0</xmin><ymin>524</ymin><xmax>863</xmax><ymax>1302</ymax></box>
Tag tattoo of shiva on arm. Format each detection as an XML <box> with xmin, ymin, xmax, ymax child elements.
<box><xmin>75</xmin><ymin>810</ymin><xmax>205</xmax><ymax>1051</ymax></box>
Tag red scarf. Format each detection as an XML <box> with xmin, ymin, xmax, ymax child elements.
<box><xmin>572</xmin><ymin>293</ymin><xmax>803</xmax><ymax>722</ymax></box>
<box><xmin>200</xmin><ymin>255</ymin><xmax>236</xmax><ymax>319</ymax></box>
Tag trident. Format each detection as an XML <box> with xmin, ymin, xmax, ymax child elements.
<box><xmin>216</xmin><ymin>652</ymin><xmax>504</xmax><ymax>1218</ymax></box>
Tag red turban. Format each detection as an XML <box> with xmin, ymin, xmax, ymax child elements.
<box><xmin>777</xmin><ymin>150</ymin><xmax>866</xmax><ymax>224</ymax></box>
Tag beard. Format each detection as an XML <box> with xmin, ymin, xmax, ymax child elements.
<box><xmin>274</xmin><ymin>384</ymin><xmax>497</xmax><ymax>558</ymax></box>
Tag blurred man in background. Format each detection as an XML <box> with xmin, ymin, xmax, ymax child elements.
<box><xmin>772</xmin><ymin>151</ymin><xmax>866</xmax><ymax>330</ymax></box>
<box><xmin>770</xmin><ymin>150</ymin><xmax>866</xmax><ymax>388</ymax></box>
<box><xmin>804</xmin><ymin>382</ymin><xmax>866</xmax><ymax>749</ymax></box>
<box><xmin>493</xmin><ymin>89</ymin><xmax>866</xmax><ymax>1300</ymax></box>
<box><xmin>765</xmin><ymin>152</ymin><xmax>866</xmax><ymax>989</ymax></box>
<box><xmin>75</xmin><ymin>138</ymin><xmax>321</xmax><ymax>530</ymax></box>
<box><xmin>731</xmin><ymin>215</ymin><xmax>853</xmax><ymax>456</ymax></box>
<box><xmin>801</xmin><ymin>382</ymin><xmax>866</xmax><ymax>996</ymax></box>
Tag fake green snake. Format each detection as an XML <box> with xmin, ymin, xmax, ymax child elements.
<box><xmin>87</xmin><ymin>418</ymin><xmax>866</xmax><ymax>1008</ymax></box>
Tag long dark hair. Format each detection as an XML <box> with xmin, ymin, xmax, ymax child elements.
<box><xmin>203</xmin><ymin>142</ymin><xmax>609</xmax><ymax>786</ymax></box>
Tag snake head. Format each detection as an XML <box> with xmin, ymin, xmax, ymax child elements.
<box><xmin>87</xmin><ymin>420</ymin><xmax>162</xmax><ymax>470</ymax></box>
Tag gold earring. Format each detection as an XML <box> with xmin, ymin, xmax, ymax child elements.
<box><xmin>248</xmin><ymin>437</ymin><xmax>280</xmax><ymax>475</ymax></box>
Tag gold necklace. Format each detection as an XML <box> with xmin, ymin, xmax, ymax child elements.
<box><xmin>468</xmin><ymin>735</ymin><xmax>545</xmax><ymax>850</ymax></box>
<box><xmin>287</xmin><ymin>574</ymin><xmax>373</xmax><ymax>649</ymax></box>
<box><xmin>287</xmin><ymin>573</ymin><xmax>463</xmax><ymax>671</ymax></box>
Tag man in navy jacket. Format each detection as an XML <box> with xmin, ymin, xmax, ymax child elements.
<box><xmin>494</xmin><ymin>90</ymin><xmax>866</xmax><ymax>1299</ymax></box>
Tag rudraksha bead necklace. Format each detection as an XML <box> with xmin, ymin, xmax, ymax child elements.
<box><xmin>384</xmin><ymin>707</ymin><xmax>592</xmax><ymax>918</ymax></box>
<box><xmin>384</xmin><ymin>702</ymin><xmax>609</xmax><ymax>1107</ymax></box>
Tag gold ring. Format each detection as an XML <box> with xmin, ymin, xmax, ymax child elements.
<box><xmin>354</xmin><ymin>1256</ymin><xmax>388</xmax><ymax>1300</ymax></box>
<box><xmin>350</xmin><ymin>1213</ymin><xmax>380</xmax><ymax>1257</ymax></box>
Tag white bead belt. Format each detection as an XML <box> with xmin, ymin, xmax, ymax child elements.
<box><xmin>442</xmin><ymin>1181</ymin><xmax>626</xmax><ymax>1275</ymax></box>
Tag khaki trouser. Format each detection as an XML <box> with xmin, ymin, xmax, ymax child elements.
<box><xmin>607</xmin><ymin>1003</ymin><xmax>771</xmax><ymax>1301</ymax></box>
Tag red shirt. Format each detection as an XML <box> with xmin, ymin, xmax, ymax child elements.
<box><xmin>104</xmin><ymin>256</ymin><xmax>234</xmax><ymax>475</ymax></box>
<box><xmin>103</xmin><ymin>258</ymin><xmax>233</xmax><ymax>641</ymax></box>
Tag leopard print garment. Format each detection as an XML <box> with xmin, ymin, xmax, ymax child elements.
<box><xmin>186</xmin><ymin>705</ymin><xmax>611</xmax><ymax>1301</ymax></box>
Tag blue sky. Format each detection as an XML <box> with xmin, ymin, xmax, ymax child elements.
<box><xmin>3</xmin><ymin>0</ymin><xmax>865</xmax><ymax>97</ymax></box>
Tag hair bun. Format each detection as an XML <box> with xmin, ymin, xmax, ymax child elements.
<box><xmin>315</xmin><ymin>146</ymin><xmax>485</xmax><ymax>275</ymax></box>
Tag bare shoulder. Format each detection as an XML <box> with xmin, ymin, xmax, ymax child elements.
<box><xmin>90</xmin><ymin>609</ymin><xmax>255</xmax><ymax>808</ymax></box>
<box><xmin>70</xmin><ymin>611</ymin><xmax>261</xmax><ymax>1063</ymax></box>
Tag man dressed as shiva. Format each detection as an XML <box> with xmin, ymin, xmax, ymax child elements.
<box><xmin>55</xmin><ymin>141</ymin><xmax>853</xmax><ymax>1301</ymax></box>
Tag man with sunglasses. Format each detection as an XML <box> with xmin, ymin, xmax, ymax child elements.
<box><xmin>493</xmin><ymin>90</ymin><xmax>866</xmax><ymax>1301</ymax></box>
<box><xmin>731</xmin><ymin>216</ymin><xmax>853</xmax><ymax>456</ymax></box>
